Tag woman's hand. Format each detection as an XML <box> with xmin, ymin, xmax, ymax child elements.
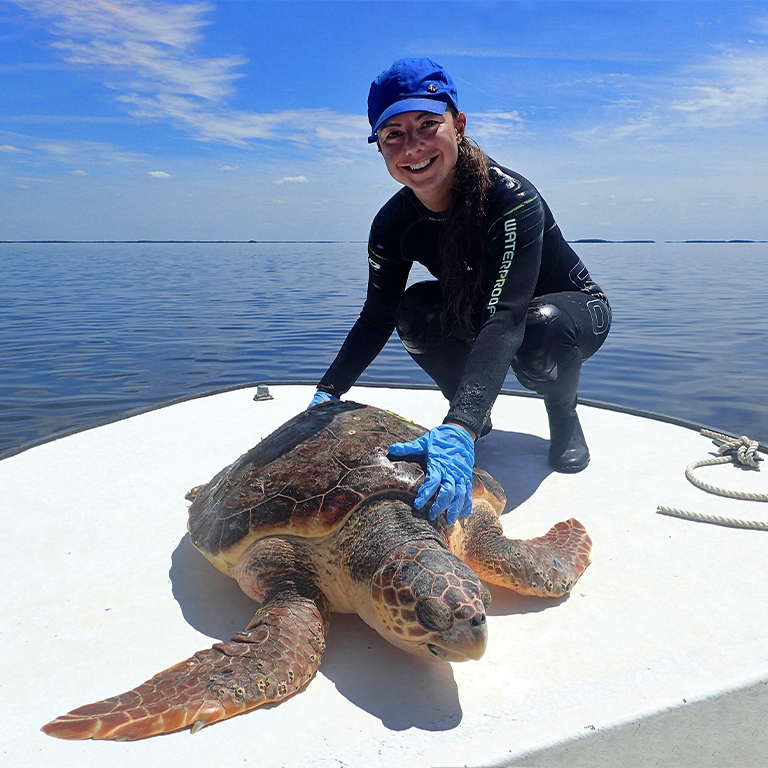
<box><xmin>389</xmin><ymin>423</ymin><xmax>475</xmax><ymax>525</ymax></box>
<box><xmin>307</xmin><ymin>391</ymin><xmax>338</xmax><ymax>409</ymax></box>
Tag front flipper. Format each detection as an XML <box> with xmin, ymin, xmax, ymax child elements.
<box><xmin>42</xmin><ymin>592</ymin><xmax>327</xmax><ymax>740</ymax></box>
<box><xmin>462</xmin><ymin>500</ymin><xmax>592</xmax><ymax>597</ymax></box>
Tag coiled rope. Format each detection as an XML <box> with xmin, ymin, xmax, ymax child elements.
<box><xmin>657</xmin><ymin>430</ymin><xmax>767</xmax><ymax>530</ymax></box>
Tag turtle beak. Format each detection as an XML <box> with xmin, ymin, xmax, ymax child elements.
<box><xmin>427</xmin><ymin>610</ymin><xmax>488</xmax><ymax>662</ymax></box>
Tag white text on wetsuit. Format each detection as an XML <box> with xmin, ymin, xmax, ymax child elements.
<box><xmin>487</xmin><ymin>218</ymin><xmax>516</xmax><ymax>315</ymax></box>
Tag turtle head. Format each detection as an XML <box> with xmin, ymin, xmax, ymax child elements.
<box><xmin>368</xmin><ymin>544</ymin><xmax>491</xmax><ymax>663</ymax></box>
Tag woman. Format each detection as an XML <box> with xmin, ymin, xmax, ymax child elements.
<box><xmin>309</xmin><ymin>58</ymin><xmax>611</xmax><ymax>526</ymax></box>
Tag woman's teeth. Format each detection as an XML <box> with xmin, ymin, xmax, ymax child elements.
<box><xmin>406</xmin><ymin>158</ymin><xmax>433</xmax><ymax>171</ymax></box>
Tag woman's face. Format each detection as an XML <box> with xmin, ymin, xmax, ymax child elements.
<box><xmin>377</xmin><ymin>109</ymin><xmax>466</xmax><ymax>212</ymax></box>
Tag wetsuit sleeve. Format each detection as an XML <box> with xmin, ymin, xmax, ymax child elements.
<box><xmin>317</xmin><ymin>239</ymin><xmax>411</xmax><ymax>398</ymax></box>
<box><xmin>444</xmin><ymin>189</ymin><xmax>545</xmax><ymax>436</ymax></box>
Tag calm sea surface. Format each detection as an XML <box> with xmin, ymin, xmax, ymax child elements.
<box><xmin>1</xmin><ymin>242</ymin><xmax>766</xmax><ymax>458</ymax></box>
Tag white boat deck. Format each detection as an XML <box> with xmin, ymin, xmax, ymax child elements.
<box><xmin>2</xmin><ymin>384</ymin><xmax>767</xmax><ymax>767</ymax></box>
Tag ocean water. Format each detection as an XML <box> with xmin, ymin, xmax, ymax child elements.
<box><xmin>1</xmin><ymin>241</ymin><xmax>766</xmax><ymax>458</ymax></box>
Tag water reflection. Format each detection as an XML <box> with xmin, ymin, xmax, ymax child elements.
<box><xmin>1</xmin><ymin>242</ymin><xmax>766</xmax><ymax>456</ymax></box>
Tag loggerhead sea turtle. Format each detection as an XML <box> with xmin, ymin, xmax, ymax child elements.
<box><xmin>42</xmin><ymin>401</ymin><xmax>592</xmax><ymax>741</ymax></box>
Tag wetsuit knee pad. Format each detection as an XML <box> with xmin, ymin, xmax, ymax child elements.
<box><xmin>518</xmin><ymin>302</ymin><xmax>563</xmax><ymax>357</ymax></box>
<box><xmin>396</xmin><ymin>281</ymin><xmax>444</xmax><ymax>354</ymax></box>
<box><xmin>512</xmin><ymin>302</ymin><xmax>563</xmax><ymax>386</ymax></box>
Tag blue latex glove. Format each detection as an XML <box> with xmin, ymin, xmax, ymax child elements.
<box><xmin>389</xmin><ymin>424</ymin><xmax>475</xmax><ymax>525</ymax></box>
<box><xmin>308</xmin><ymin>391</ymin><xmax>339</xmax><ymax>409</ymax></box>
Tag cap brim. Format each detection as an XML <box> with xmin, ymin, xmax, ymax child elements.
<box><xmin>368</xmin><ymin>98</ymin><xmax>449</xmax><ymax>143</ymax></box>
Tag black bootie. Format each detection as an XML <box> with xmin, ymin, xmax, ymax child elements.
<box><xmin>513</xmin><ymin>342</ymin><xmax>590</xmax><ymax>473</ymax></box>
<box><xmin>545</xmin><ymin>402</ymin><xmax>590</xmax><ymax>473</ymax></box>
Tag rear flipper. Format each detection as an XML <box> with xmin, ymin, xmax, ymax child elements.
<box><xmin>462</xmin><ymin>500</ymin><xmax>592</xmax><ymax>597</ymax></box>
<box><xmin>41</xmin><ymin>593</ymin><xmax>327</xmax><ymax>740</ymax></box>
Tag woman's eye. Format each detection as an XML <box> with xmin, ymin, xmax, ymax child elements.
<box><xmin>384</xmin><ymin>131</ymin><xmax>402</xmax><ymax>141</ymax></box>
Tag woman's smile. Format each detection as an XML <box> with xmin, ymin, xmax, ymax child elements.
<box><xmin>402</xmin><ymin>156</ymin><xmax>436</xmax><ymax>172</ymax></box>
<box><xmin>378</xmin><ymin>110</ymin><xmax>466</xmax><ymax>212</ymax></box>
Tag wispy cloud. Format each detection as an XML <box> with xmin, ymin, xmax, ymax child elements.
<box><xmin>274</xmin><ymin>175</ymin><xmax>308</xmax><ymax>185</ymax></box>
<box><xmin>115</xmin><ymin>96</ymin><xmax>368</xmax><ymax>147</ymax></box>
<box><xmin>10</xmin><ymin>0</ymin><xmax>244</xmax><ymax>101</ymax></box>
<box><xmin>146</xmin><ymin>170</ymin><xmax>171</xmax><ymax>179</ymax></box>
<box><xmin>0</xmin><ymin>115</ymin><xmax>138</xmax><ymax>124</ymax></box>
<box><xmin>469</xmin><ymin>111</ymin><xmax>526</xmax><ymax>142</ymax></box>
<box><xmin>574</xmin><ymin>44</ymin><xmax>768</xmax><ymax>142</ymax></box>
<box><xmin>0</xmin><ymin>62</ymin><xmax>71</xmax><ymax>72</ymax></box>
<box><xmin>0</xmin><ymin>129</ymin><xmax>149</xmax><ymax>165</ymax></box>
<box><xmin>17</xmin><ymin>176</ymin><xmax>63</xmax><ymax>183</ymax></box>
<box><xmin>11</xmin><ymin>0</ymin><xmax>223</xmax><ymax>58</ymax></box>
<box><xmin>754</xmin><ymin>14</ymin><xmax>768</xmax><ymax>35</ymax></box>
<box><xmin>410</xmin><ymin>43</ymin><xmax>675</xmax><ymax>64</ymax></box>
<box><xmin>9</xmin><ymin>0</ymin><xmax>367</xmax><ymax>148</ymax></box>
<box><xmin>35</xmin><ymin>142</ymin><xmax>73</xmax><ymax>155</ymax></box>
<box><xmin>668</xmin><ymin>49</ymin><xmax>768</xmax><ymax>128</ymax></box>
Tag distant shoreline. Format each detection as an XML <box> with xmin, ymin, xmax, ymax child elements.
<box><xmin>1</xmin><ymin>239</ymin><xmax>766</xmax><ymax>244</ymax></box>
<box><xmin>0</xmin><ymin>240</ymin><xmax>367</xmax><ymax>244</ymax></box>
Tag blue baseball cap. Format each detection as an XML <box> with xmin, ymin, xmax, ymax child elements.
<box><xmin>367</xmin><ymin>58</ymin><xmax>459</xmax><ymax>144</ymax></box>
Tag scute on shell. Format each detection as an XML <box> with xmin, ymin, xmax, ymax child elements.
<box><xmin>187</xmin><ymin>402</ymin><xmax>429</xmax><ymax>574</ymax></box>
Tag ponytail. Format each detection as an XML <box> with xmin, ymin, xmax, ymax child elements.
<box><xmin>439</xmin><ymin>110</ymin><xmax>491</xmax><ymax>332</ymax></box>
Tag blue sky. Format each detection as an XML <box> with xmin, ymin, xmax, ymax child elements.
<box><xmin>1</xmin><ymin>0</ymin><xmax>766</xmax><ymax>241</ymax></box>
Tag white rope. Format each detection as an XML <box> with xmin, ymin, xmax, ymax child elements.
<box><xmin>657</xmin><ymin>429</ymin><xmax>767</xmax><ymax>529</ymax></box>
<box><xmin>684</xmin><ymin>430</ymin><xmax>767</xmax><ymax>501</ymax></box>
<box><xmin>656</xmin><ymin>505</ymin><xmax>768</xmax><ymax>531</ymax></box>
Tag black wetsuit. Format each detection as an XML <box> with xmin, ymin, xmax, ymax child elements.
<box><xmin>318</xmin><ymin>159</ymin><xmax>611</xmax><ymax>437</ymax></box>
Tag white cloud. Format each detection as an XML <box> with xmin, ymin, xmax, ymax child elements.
<box><xmin>0</xmin><ymin>115</ymin><xmax>135</xmax><ymax>124</ymax></box>
<box><xmin>217</xmin><ymin>165</ymin><xmax>238</xmax><ymax>171</ymax></box>
<box><xmin>274</xmin><ymin>175</ymin><xmax>308</xmax><ymax>185</ymax></box>
<box><xmin>12</xmin><ymin>0</ymin><xmax>245</xmax><ymax>103</ymax></box>
<box><xmin>0</xmin><ymin>144</ymin><xmax>28</xmax><ymax>153</ymax></box>
<box><xmin>668</xmin><ymin>50</ymin><xmax>768</xmax><ymax>128</ymax></box>
<box><xmin>18</xmin><ymin>176</ymin><xmax>61</xmax><ymax>183</ymax></box>
<box><xmin>113</xmin><ymin>94</ymin><xmax>369</xmax><ymax>147</ymax></box>
<box><xmin>0</xmin><ymin>62</ymin><xmax>71</xmax><ymax>73</ymax></box>
<box><xmin>574</xmin><ymin>46</ymin><xmax>768</xmax><ymax>142</ymax></box>
<box><xmin>35</xmin><ymin>142</ymin><xmax>72</xmax><ymax>155</ymax></box>
<box><xmin>71</xmin><ymin>169</ymin><xmax>88</xmax><ymax>175</ymax></box>
<box><xmin>754</xmin><ymin>14</ymin><xmax>768</xmax><ymax>35</ymax></box>
<box><xmin>1</xmin><ymin>130</ymin><xmax>149</xmax><ymax>165</ymax></box>
<box><xmin>413</xmin><ymin>43</ymin><xmax>673</xmax><ymax>64</ymax></box>
<box><xmin>146</xmin><ymin>170</ymin><xmax>171</xmax><ymax>178</ymax></box>
<box><xmin>9</xmin><ymin>0</ymin><xmax>368</xmax><ymax>148</ymax></box>
<box><xmin>469</xmin><ymin>111</ymin><xmax>526</xmax><ymax>142</ymax></box>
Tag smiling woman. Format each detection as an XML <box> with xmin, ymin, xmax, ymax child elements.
<box><xmin>309</xmin><ymin>58</ymin><xmax>613</xmax><ymax>528</ymax></box>
<box><xmin>376</xmin><ymin>110</ymin><xmax>465</xmax><ymax>213</ymax></box>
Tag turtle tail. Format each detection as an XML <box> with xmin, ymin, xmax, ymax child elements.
<box><xmin>41</xmin><ymin>592</ymin><xmax>328</xmax><ymax>741</ymax></box>
<box><xmin>461</xmin><ymin>500</ymin><xmax>592</xmax><ymax>598</ymax></box>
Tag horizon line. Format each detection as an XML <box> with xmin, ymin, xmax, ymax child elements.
<box><xmin>2</xmin><ymin>239</ymin><xmax>767</xmax><ymax>245</ymax></box>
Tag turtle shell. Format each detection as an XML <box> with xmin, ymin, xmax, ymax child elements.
<box><xmin>188</xmin><ymin>401</ymin><xmax>427</xmax><ymax>574</ymax></box>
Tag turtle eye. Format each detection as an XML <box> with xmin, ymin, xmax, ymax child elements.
<box><xmin>415</xmin><ymin>598</ymin><xmax>454</xmax><ymax>632</ymax></box>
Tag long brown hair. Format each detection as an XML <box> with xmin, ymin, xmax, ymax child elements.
<box><xmin>439</xmin><ymin>108</ymin><xmax>491</xmax><ymax>332</ymax></box>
